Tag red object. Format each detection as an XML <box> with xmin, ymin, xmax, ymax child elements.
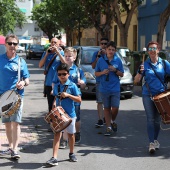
<box><xmin>0</xmin><ymin>35</ymin><xmax>5</xmax><ymax>44</ymax></box>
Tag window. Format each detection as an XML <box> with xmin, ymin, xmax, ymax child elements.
<box><xmin>141</xmin><ymin>0</ymin><xmax>146</xmax><ymax>6</ymax></box>
<box><xmin>140</xmin><ymin>36</ymin><xmax>146</xmax><ymax>51</ymax></box>
<box><xmin>34</xmin><ymin>28</ymin><xmax>40</xmax><ymax>31</ymax></box>
<box><xmin>151</xmin><ymin>0</ymin><xmax>158</xmax><ymax>3</ymax></box>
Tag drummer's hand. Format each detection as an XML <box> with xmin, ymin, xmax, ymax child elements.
<box><xmin>16</xmin><ymin>81</ymin><xmax>25</xmax><ymax>90</ymax></box>
<box><xmin>61</xmin><ymin>92</ymin><xmax>69</xmax><ymax>98</ymax></box>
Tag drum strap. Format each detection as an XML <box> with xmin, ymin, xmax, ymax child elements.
<box><xmin>57</xmin><ymin>85</ymin><xmax>68</xmax><ymax>100</ymax></box>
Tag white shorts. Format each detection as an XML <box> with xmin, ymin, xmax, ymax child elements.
<box><xmin>65</xmin><ymin>117</ymin><xmax>76</xmax><ymax>134</ymax></box>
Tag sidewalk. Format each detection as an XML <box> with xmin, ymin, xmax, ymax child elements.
<box><xmin>0</xmin><ymin>119</ymin><xmax>38</xmax><ymax>151</ymax></box>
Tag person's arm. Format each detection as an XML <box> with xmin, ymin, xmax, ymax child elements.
<box><xmin>61</xmin><ymin>93</ymin><xmax>82</xmax><ymax>103</ymax></box>
<box><xmin>134</xmin><ymin>65</ymin><xmax>144</xmax><ymax>83</ymax></box>
<box><xmin>95</xmin><ymin>69</ymin><xmax>109</xmax><ymax>77</ymax></box>
<box><xmin>39</xmin><ymin>51</ymin><xmax>49</xmax><ymax>68</ymax></box>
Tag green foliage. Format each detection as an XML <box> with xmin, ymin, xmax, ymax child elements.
<box><xmin>0</xmin><ymin>0</ymin><xmax>26</xmax><ymax>35</ymax></box>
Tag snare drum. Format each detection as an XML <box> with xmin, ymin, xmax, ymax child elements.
<box><xmin>44</xmin><ymin>106</ymin><xmax>72</xmax><ymax>133</ymax></box>
<box><xmin>0</xmin><ymin>90</ymin><xmax>21</xmax><ymax>117</ymax></box>
<box><xmin>153</xmin><ymin>89</ymin><xmax>170</xmax><ymax>124</ymax></box>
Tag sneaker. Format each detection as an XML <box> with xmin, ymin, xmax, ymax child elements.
<box><xmin>46</xmin><ymin>157</ymin><xmax>58</xmax><ymax>166</ymax></box>
<box><xmin>0</xmin><ymin>148</ymin><xmax>13</xmax><ymax>156</ymax></box>
<box><xmin>149</xmin><ymin>142</ymin><xmax>156</xmax><ymax>154</ymax></box>
<box><xmin>11</xmin><ymin>151</ymin><xmax>21</xmax><ymax>159</ymax></box>
<box><xmin>95</xmin><ymin>119</ymin><xmax>104</xmax><ymax>127</ymax></box>
<box><xmin>154</xmin><ymin>140</ymin><xmax>160</xmax><ymax>150</ymax></box>
<box><xmin>111</xmin><ymin>122</ymin><xmax>117</xmax><ymax>132</ymax></box>
<box><xmin>75</xmin><ymin>132</ymin><xmax>81</xmax><ymax>143</ymax></box>
<box><xmin>69</xmin><ymin>153</ymin><xmax>78</xmax><ymax>162</ymax></box>
<box><xmin>59</xmin><ymin>140</ymin><xmax>68</xmax><ymax>149</ymax></box>
<box><xmin>104</xmin><ymin>127</ymin><xmax>113</xmax><ymax>136</ymax></box>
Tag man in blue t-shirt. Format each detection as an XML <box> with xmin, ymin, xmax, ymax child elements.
<box><xmin>91</xmin><ymin>37</ymin><xmax>109</xmax><ymax>127</ymax></box>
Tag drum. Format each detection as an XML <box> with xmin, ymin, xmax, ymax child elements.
<box><xmin>44</xmin><ymin>106</ymin><xmax>72</xmax><ymax>133</ymax></box>
<box><xmin>153</xmin><ymin>89</ymin><xmax>170</xmax><ymax>124</ymax></box>
<box><xmin>0</xmin><ymin>90</ymin><xmax>22</xmax><ymax>117</ymax></box>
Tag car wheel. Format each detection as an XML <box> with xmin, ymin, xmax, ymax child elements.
<box><xmin>125</xmin><ymin>94</ymin><xmax>133</xmax><ymax>99</ymax></box>
<box><xmin>20</xmin><ymin>50</ymin><xmax>23</xmax><ymax>53</ymax></box>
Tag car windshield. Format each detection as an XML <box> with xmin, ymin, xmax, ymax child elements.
<box><xmin>81</xmin><ymin>49</ymin><xmax>98</xmax><ymax>64</ymax></box>
<box><xmin>30</xmin><ymin>45</ymin><xmax>44</xmax><ymax>50</ymax></box>
<box><xmin>81</xmin><ymin>48</ymin><xmax>126</xmax><ymax>65</ymax></box>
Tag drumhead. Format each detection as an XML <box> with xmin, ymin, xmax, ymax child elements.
<box><xmin>0</xmin><ymin>90</ymin><xmax>20</xmax><ymax>115</ymax></box>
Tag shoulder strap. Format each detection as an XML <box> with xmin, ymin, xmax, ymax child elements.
<box><xmin>149</xmin><ymin>63</ymin><xmax>166</xmax><ymax>89</ymax></box>
<box><xmin>57</xmin><ymin>85</ymin><xmax>68</xmax><ymax>100</ymax></box>
<box><xmin>45</xmin><ymin>53</ymin><xmax>57</xmax><ymax>74</ymax></box>
<box><xmin>18</xmin><ymin>57</ymin><xmax>21</xmax><ymax>82</ymax></box>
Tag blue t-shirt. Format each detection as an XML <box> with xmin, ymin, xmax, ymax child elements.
<box><xmin>95</xmin><ymin>54</ymin><xmax>124</xmax><ymax>93</ymax></box>
<box><xmin>91</xmin><ymin>50</ymin><xmax>105</xmax><ymax>83</ymax></box>
<box><xmin>142</xmin><ymin>58</ymin><xmax>170</xmax><ymax>96</ymax></box>
<box><xmin>41</xmin><ymin>50</ymin><xmax>64</xmax><ymax>86</ymax></box>
<box><xmin>52</xmin><ymin>64</ymin><xmax>85</xmax><ymax>105</ymax></box>
<box><xmin>0</xmin><ymin>53</ymin><xmax>30</xmax><ymax>96</ymax></box>
<box><xmin>53</xmin><ymin>79</ymin><xmax>81</xmax><ymax>118</ymax></box>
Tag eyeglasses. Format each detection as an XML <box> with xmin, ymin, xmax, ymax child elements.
<box><xmin>7</xmin><ymin>42</ymin><xmax>18</xmax><ymax>46</ymax></box>
<box><xmin>148</xmin><ymin>47</ymin><xmax>157</xmax><ymax>51</ymax></box>
<box><xmin>58</xmin><ymin>73</ymin><xmax>68</xmax><ymax>76</ymax></box>
<box><xmin>101</xmin><ymin>43</ymin><xmax>107</xmax><ymax>45</ymax></box>
<box><xmin>51</xmin><ymin>41</ymin><xmax>57</xmax><ymax>44</ymax></box>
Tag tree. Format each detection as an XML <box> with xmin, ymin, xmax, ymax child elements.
<box><xmin>0</xmin><ymin>0</ymin><xmax>26</xmax><ymax>35</ymax></box>
<box><xmin>81</xmin><ymin>0</ymin><xmax>143</xmax><ymax>46</ymax></box>
<box><xmin>30</xmin><ymin>1</ymin><xmax>62</xmax><ymax>41</ymax></box>
<box><xmin>157</xmin><ymin>1</ymin><xmax>170</xmax><ymax>48</ymax></box>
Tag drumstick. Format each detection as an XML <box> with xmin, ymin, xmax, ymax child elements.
<box><xmin>142</xmin><ymin>47</ymin><xmax>147</xmax><ymax>64</ymax></box>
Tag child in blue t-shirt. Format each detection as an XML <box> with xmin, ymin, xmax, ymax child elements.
<box><xmin>46</xmin><ymin>63</ymin><xmax>81</xmax><ymax>166</ymax></box>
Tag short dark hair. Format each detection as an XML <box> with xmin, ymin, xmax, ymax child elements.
<box><xmin>106</xmin><ymin>41</ymin><xmax>117</xmax><ymax>49</ymax></box>
<box><xmin>100</xmin><ymin>37</ymin><xmax>109</xmax><ymax>42</ymax></box>
<box><xmin>5</xmin><ymin>34</ymin><xmax>19</xmax><ymax>44</ymax></box>
<box><xmin>147</xmin><ymin>41</ymin><xmax>160</xmax><ymax>50</ymax></box>
<box><xmin>57</xmin><ymin>63</ymin><xmax>69</xmax><ymax>73</ymax></box>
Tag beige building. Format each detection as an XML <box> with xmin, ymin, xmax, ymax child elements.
<box><xmin>77</xmin><ymin>10</ymin><xmax>138</xmax><ymax>51</ymax></box>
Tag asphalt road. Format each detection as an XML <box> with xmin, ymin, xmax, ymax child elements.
<box><xmin>0</xmin><ymin>54</ymin><xmax>170</xmax><ymax>170</ymax></box>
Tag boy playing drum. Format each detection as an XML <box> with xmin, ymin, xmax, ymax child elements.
<box><xmin>46</xmin><ymin>63</ymin><xmax>81</xmax><ymax>166</ymax></box>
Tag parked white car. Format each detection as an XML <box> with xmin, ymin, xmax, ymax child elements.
<box><xmin>17</xmin><ymin>45</ymin><xmax>25</xmax><ymax>53</ymax></box>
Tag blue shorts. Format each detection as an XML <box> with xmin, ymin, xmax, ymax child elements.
<box><xmin>96</xmin><ymin>83</ymin><xmax>103</xmax><ymax>103</ymax></box>
<box><xmin>2</xmin><ymin>99</ymin><xmax>23</xmax><ymax>124</ymax></box>
<box><xmin>75</xmin><ymin>105</ymin><xmax>80</xmax><ymax>122</ymax></box>
<box><xmin>101</xmin><ymin>92</ymin><xmax>120</xmax><ymax>108</ymax></box>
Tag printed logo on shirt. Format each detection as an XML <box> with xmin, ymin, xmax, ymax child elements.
<box><xmin>12</xmin><ymin>64</ymin><xmax>18</xmax><ymax>71</ymax></box>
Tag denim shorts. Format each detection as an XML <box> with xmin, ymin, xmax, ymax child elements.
<box><xmin>66</xmin><ymin>117</ymin><xmax>76</xmax><ymax>134</ymax></box>
<box><xmin>96</xmin><ymin>83</ymin><xmax>103</xmax><ymax>103</ymax></box>
<box><xmin>2</xmin><ymin>99</ymin><xmax>23</xmax><ymax>124</ymax></box>
<box><xmin>101</xmin><ymin>92</ymin><xmax>120</xmax><ymax>108</ymax></box>
<box><xmin>75</xmin><ymin>105</ymin><xmax>80</xmax><ymax>122</ymax></box>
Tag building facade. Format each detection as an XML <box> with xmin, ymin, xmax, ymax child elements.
<box><xmin>14</xmin><ymin>0</ymin><xmax>43</xmax><ymax>45</ymax></box>
<box><xmin>138</xmin><ymin>0</ymin><xmax>170</xmax><ymax>50</ymax></box>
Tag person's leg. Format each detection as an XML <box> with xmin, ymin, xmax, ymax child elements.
<box><xmin>95</xmin><ymin>83</ymin><xmax>104</xmax><ymax>127</ymax></box>
<box><xmin>46</xmin><ymin>86</ymin><xmax>54</xmax><ymax>132</ymax></box>
<box><xmin>75</xmin><ymin>105</ymin><xmax>81</xmax><ymax>143</ymax></box>
<box><xmin>11</xmin><ymin>122</ymin><xmax>21</xmax><ymax>152</ymax></box>
<box><xmin>143</xmin><ymin>95</ymin><xmax>159</xmax><ymax>153</ymax></box>
<box><xmin>46</xmin><ymin>86</ymin><xmax>54</xmax><ymax>112</ymax></box>
<box><xmin>53</xmin><ymin>132</ymin><xmax>61</xmax><ymax>158</ymax></box>
<box><xmin>4</xmin><ymin>122</ymin><xmax>13</xmax><ymax>149</ymax></box>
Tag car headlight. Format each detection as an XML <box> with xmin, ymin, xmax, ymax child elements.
<box><xmin>84</xmin><ymin>72</ymin><xmax>95</xmax><ymax>80</ymax></box>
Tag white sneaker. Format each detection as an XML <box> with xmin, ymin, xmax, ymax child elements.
<box><xmin>154</xmin><ymin>140</ymin><xmax>160</xmax><ymax>150</ymax></box>
<box><xmin>0</xmin><ymin>148</ymin><xmax>13</xmax><ymax>156</ymax></box>
<box><xmin>149</xmin><ymin>142</ymin><xmax>155</xmax><ymax>154</ymax></box>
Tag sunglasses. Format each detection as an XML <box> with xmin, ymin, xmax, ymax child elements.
<box><xmin>7</xmin><ymin>42</ymin><xmax>18</xmax><ymax>46</ymax></box>
<box><xmin>101</xmin><ymin>43</ymin><xmax>107</xmax><ymax>45</ymax></box>
<box><xmin>58</xmin><ymin>73</ymin><xmax>68</xmax><ymax>76</ymax></box>
<box><xmin>148</xmin><ymin>47</ymin><xmax>157</xmax><ymax>51</ymax></box>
